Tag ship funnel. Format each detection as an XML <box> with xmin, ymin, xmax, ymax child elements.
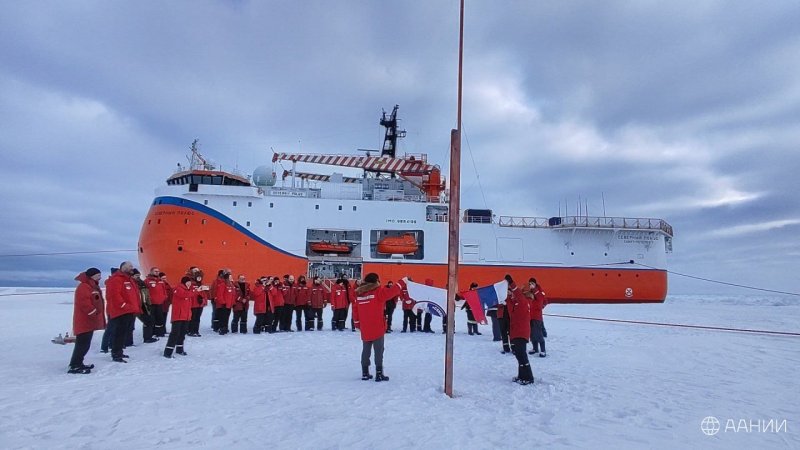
<box><xmin>253</xmin><ymin>165</ymin><xmax>277</xmax><ymax>187</ymax></box>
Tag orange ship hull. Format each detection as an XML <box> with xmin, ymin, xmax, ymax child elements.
<box><xmin>138</xmin><ymin>201</ymin><xmax>667</xmax><ymax>303</ymax></box>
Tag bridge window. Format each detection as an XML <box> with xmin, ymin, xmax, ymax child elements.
<box><xmin>233</xmin><ymin>201</ymin><xmax>237</xmax><ymax>206</ymax></box>
<box><xmin>248</xmin><ymin>202</ymin><xmax>252</xmax><ymax>207</ymax></box>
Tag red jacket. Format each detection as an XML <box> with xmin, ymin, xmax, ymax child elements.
<box><xmin>399</xmin><ymin>282</ymin><xmax>415</xmax><ymax>311</ymax></box>
<box><xmin>526</xmin><ymin>286</ymin><xmax>548</xmax><ymax>321</ymax></box>
<box><xmin>145</xmin><ymin>274</ymin><xmax>169</xmax><ymax>305</ymax></box>
<box><xmin>171</xmin><ymin>284</ymin><xmax>194</xmax><ymax>322</ymax></box>
<box><xmin>294</xmin><ymin>283</ymin><xmax>311</xmax><ymax>306</ymax></box>
<box><xmin>268</xmin><ymin>284</ymin><xmax>285</xmax><ymax>309</ymax></box>
<box><xmin>191</xmin><ymin>280</ymin><xmax>208</xmax><ymax>309</ymax></box>
<box><xmin>329</xmin><ymin>284</ymin><xmax>348</xmax><ymax>309</ymax></box>
<box><xmin>214</xmin><ymin>278</ymin><xmax>237</xmax><ymax>309</ymax></box>
<box><xmin>310</xmin><ymin>285</ymin><xmax>325</xmax><ymax>308</ymax></box>
<box><xmin>353</xmin><ymin>282</ymin><xmax>402</xmax><ymax>342</ymax></box>
<box><xmin>507</xmin><ymin>284</ymin><xmax>531</xmax><ymax>341</ymax></box>
<box><xmin>105</xmin><ymin>271</ymin><xmax>141</xmax><ymax>319</ymax></box>
<box><xmin>281</xmin><ymin>282</ymin><xmax>296</xmax><ymax>306</ymax></box>
<box><xmin>233</xmin><ymin>282</ymin><xmax>251</xmax><ymax>312</ymax></box>
<box><xmin>73</xmin><ymin>273</ymin><xmax>106</xmax><ymax>335</ymax></box>
<box><xmin>252</xmin><ymin>283</ymin><xmax>268</xmax><ymax>314</ymax></box>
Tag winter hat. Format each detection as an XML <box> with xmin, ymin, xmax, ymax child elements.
<box><xmin>85</xmin><ymin>267</ymin><xmax>101</xmax><ymax>277</ymax></box>
<box><xmin>181</xmin><ymin>276</ymin><xmax>192</xmax><ymax>284</ymax></box>
<box><xmin>364</xmin><ymin>273</ymin><xmax>379</xmax><ymax>284</ymax></box>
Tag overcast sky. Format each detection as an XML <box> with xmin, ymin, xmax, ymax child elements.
<box><xmin>1</xmin><ymin>1</ymin><xmax>799</xmax><ymax>296</ymax></box>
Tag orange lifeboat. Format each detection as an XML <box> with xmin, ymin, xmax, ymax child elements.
<box><xmin>376</xmin><ymin>234</ymin><xmax>419</xmax><ymax>255</ymax></box>
<box><xmin>309</xmin><ymin>241</ymin><xmax>352</xmax><ymax>254</ymax></box>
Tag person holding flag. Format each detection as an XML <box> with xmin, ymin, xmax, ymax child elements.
<box><xmin>504</xmin><ymin>274</ymin><xmax>534</xmax><ymax>385</ymax></box>
<box><xmin>353</xmin><ymin>273</ymin><xmax>402</xmax><ymax>382</ymax></box>
<box><xmin>461</xmin><ymin>282</ymin><xmax>482</xmax><ymax>335</ymax></box>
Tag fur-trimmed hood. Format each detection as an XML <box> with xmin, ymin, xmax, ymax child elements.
<box><xmin>355</xmin><ymin>282</ymin><xmax>380</xmax><ymax>295</ymax></box>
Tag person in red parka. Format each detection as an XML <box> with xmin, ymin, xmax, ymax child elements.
<box><xmin>309</xmin><ymin>276</ymin><xmax>326</xmax><ymax>330</ymax></box>
<box><xmin>329</xmin><ymin>278</ymin><xmax>349</xmax><ymax>331</ymax></box>
<box><xmin>187</xmin><ymin>267</ymin><xmax>208</xmax><ymax>337</ymax></box>
<box><xmin>252</xmin><ymin>277</ymin><xmax>268</xmax><ymax>334</ymax></box>
<box><xmin>68</xmin><ymin>268</ymin><xmax>106</xmax><ymax>374</ymax></box>
<box><xmin>231</xmin><ymin>274</ymin><xmax>251</xmax><ymax>334</ymax></box>
<box><xmin>105</xmin><ymin>261</ymin><xmax>141</xmax><ymax>363</ymax></box>
<box><xmin>164</xmin><ymin>276</ymin><xmax>194</xmax><ymax>358</ymax></box>
<box><xmin>294</xmin><ymin>275</ymin><xmax>311</xmax><ymax>331</ymax></box>
<box><xmin>214</xmin><ymin>271</ymin><xmax>236</xmax><ymax>335</ymax></box>
<box><xmin>145</xmin><ymin>267</ymin><xmax>169</xmax><ymax>338</ymax></box>
<box><xmin>268</xmin><ymin>277</ymin><xmax>285</xmax><ymax>333</ymax></box>
<box><xmin>399</xmin><ymin>280</ymin><xmax>416</xmax><ymax>333</ymax></box>
<box><xmin>505</xmin><ymin>275</ymin><xmax>534</xmax><ymax>385</ymax></box>
<box><xmin>279</xmin><ymin>275</ymin><xmax>296</xmax><ymax>331</ymax></box>
<box><xmin>353</xmin><ymin>273</ymin><xmax>402</xmax><ymax>382</ymax></box>
<box><xmin>525</xmin><ymin>277</ymin><xmax>548</xmax><ymax>357</ymax></box>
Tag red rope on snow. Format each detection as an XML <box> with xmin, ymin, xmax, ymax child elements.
<box><xmin>544</xmin><ymin>313</ymin><xmax>800</xmax><ymax>337</ymax></box>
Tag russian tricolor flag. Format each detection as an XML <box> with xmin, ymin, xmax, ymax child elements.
<box><xmin>460</xmin><ymin>280</ymin><xmax>508</xmax><ymax>325</ymax></box>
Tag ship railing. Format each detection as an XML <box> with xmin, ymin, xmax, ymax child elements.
<box><xmin>499</xmin><ymin>215</ymin><xmax>674</xmax><ymax>236</ymax></box>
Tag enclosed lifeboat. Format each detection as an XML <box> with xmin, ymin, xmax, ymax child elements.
<box><xmin>376</xmin><ymin>234</ymin><xmax>419</xmax><ymax>255</ymax></box>
<box><xmin>309</xmin><ymin>241</ymin><xmax>352</xmax><ymax>254</ymax></box>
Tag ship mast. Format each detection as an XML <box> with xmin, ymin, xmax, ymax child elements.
<box><xmin>443</xmin><ymin>0</ymin><xmax>464</xmax><ymax>398</ymax></box>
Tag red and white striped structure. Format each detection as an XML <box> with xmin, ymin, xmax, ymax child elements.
<box><xmin>281</xmin><ymin>170</ymin><xmax>360</xmax><ymax>184</ymax></box>
<box><xmin>272</xmin><ymin>153</ymin><xmax>438</xmax><ymax>175</ymax></box>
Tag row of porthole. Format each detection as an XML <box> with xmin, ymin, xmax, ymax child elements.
<box><xmin>147</xmin><ymin>218</ymin><xmax>270</xmax><ymax>228</ymax></box>
<box><xmin>570</xmin><ymin>252</ymin><xmax>610</xmax><ymax>256</ymax></box>
<box><xmin>201</xmin><ymin>199</ymin><xmax>357</xmax><ymax>212</ymax></box>
<box><xmin>589</xmin><ymin>273</ymin><xmax>640</xmax><ymax>278</ymax></box>
<box><xmin>175</xmin><ymin>240</ymin><xmax>251</xmax><ymax>252</ymax></box>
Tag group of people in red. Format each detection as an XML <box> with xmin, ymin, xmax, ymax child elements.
<box><xmin>69</xmin><ymin>262</ymin><xmax>547</xmax><ymax>385</ymax></box>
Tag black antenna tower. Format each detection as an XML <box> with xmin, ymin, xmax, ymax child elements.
<box><xmin>379</xmin><ymin>105</ymin><xmax>406</xmax><ymax>158</ymax></box>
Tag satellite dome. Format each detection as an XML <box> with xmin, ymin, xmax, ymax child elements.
<box><xmin>253</xmin><ymin>165</ymin><xmax>276</xmax><ymax>187</ymax></box>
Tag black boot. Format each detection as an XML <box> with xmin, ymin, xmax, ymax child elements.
<box><xmin>68</xmin><ymin>366</ymin><xmax>91</xmax><ymax>374</ymax></box>
<box><xmin>163</xmin><ymin>347</ymin><xmax>174</xmax><ymax>358</ymax></box>
<box><xmin>375</xmin><ymin>368</ymin><xmax>389</xmax><ymax>382</ymax></box>
<box><xmin>361</xmin><ymin>366</ymin><xmax>373</xmax><ymax>381</ymax></box>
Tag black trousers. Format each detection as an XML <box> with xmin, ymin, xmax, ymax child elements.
<box><xmin>210</xmin><ymin>300</ymin><xmax>218</xmax><ymax>331</ymax></box>
<box><xmin>487</xmin><ymin>309</ymin><xmax>501</xmax><ymax>341</ymax></box>
<box><xmin>415</xmin><ymin>310</ymin><xmax>423</xmax><ymax>330</ymax></box>
<box><xmin>384</xmin><ymin>301</ymin><xmax>396</xmax><ymax>330</ymax></box>
<box><xmin>423</xmin><ymin>312</ymin><xmax>433</xmax><ymax>332</ymax></box>
<box><xmin>499</xmin><ymin>314</ymin><xmax>511</xmax><ymax>352</ymax></box>
<box><xmin>254</xmin><ymin>313</ymin><xmax>269</xmax><ymax>333</ymax></box>
<box><xmin>69</xmin><ymin>330</ymin><xmax>94</xmax><ymax>368</ymax></box>
<box><xmin>310</xmin><ymin>307</ymin><xmax>323</xmax><ymax>330</ymax></box>
<box><xmin>530</xmin><ymin>319</ymin><xmax>546</xmax><ymax>353</ymax></box>
<box><xmin>151</xmin><ymin>304</ymin><xmax>166</xmax><ymax>337</ymax></box>
<box><xmin>271</xmin><ymin>305</ymin><xmax>284</xmax><ymax>331</ymax></box>
<box><xmin>511</xmin><ymin>338</ymin><xmax>534</xmax><ymax>381</ymax></box>
<box><xmin>402</xmin><ymin>309</ymin><xmax>416</xmax><ymax>332</ymax></box>
<box><xmin>111</xmin><ymin>314</ymin><xmax>134</xmax><ymax>358</ymax></box>
<box><xmin>189</xmin><ymin>307</ymin><xmax>203</xmax><ymax>335</ymax></box>
<box><xmin>296</xmin><ymin>305</ymin><xmax>310</xmax><ymax>330</ymax></box>
<box><xmin>333</xmin><ymin>308</ymin><xmax>347</xmax><ymax>330</ymax></box>
<box><xmin>280</xmin><ymin>305</ymin><xmax>294</xmax><ymax>331</ymax></box>
<box><xmin>164</xmin><ymin>320</ymin><xmax>188</xmax><ymax>357</ymax></box>
<box><xmin>231</xmin><ymin>309</ymin><xmax>248</xmax><ymax>333</ymax></box>
<box><xmin>138</xmin><ymin>311</ymin><xmax>155</xmax><ymax>341</ymax></box>
<box><xmin>216</xmin><ymin>307</ymin><xmax>231</xmax><ymax>334</ymax></box>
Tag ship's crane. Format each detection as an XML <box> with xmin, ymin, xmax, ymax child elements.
<box><xmin>272</xmin><ymin>152</ymin><xmax>445</xmax><ymax>199</ymax></box>
<box><xmin>281</xmin><ymin>170</ymin><xmax>360</xmax><ymax>184</ymax></box>
<box><xmin>271</xmin><ymin>106</ymin><xmax>445</xmax><ymax>199</ymax></box>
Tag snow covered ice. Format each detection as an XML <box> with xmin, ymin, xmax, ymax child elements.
<box><xmin>0</xmin><ymin>289</ymin><xmax>798</xmax><ymax>449</ymax></box>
